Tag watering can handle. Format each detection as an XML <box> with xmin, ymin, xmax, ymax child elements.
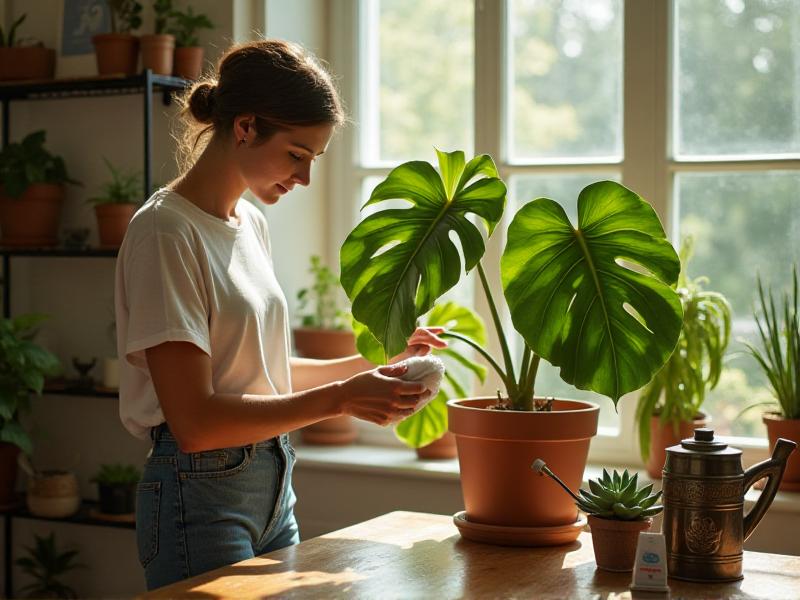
<box><xmin>742</xmin><ymin>438</ymin><xmax>796</xmax><ymax>541</ymax></box>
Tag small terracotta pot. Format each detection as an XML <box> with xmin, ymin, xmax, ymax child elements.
<box><xmin>416</xmin><ymin>431</ymin><xmax>457</xmax><ymax>459</ymax></box>
<box><xmin>589</xmin><ymin>514</ymin><xmax>652</xmax><ymax>572</ymax></box>
<box><xmin>0</xmin><ymin>47</ymin><xmax>55</xmax><ymax>81</ymax></box>
<box><xmin>27</xmin><ymin>470</ymin><xmax>81</xmax><ymax>518</ymax></box>
<box><xmin>173</xmin><ymin>46</ymin><xmax>204</xmax><ymax>80</ymax></box>
<box><xmin>0</xmin><ymin>183</ymin><xmax>64</xmax><ymax>247</ymax></box>
<box><xmin>763</xmin><ymin>413</ymin><xmax>800</xmax><ymax>491</ymax></box>
<box><xmin>293</xmin><ymin>328</ymin><xmax>357</xmax><ymax>359</ymax></box>
<box><xmin>301</xmin><ymin>415</ymin><xmax>358</xmax><ymax>445</ymax></box>
<box><xmin>645</xmin><ymin>413</ymin><xmax>708</xmax><ymax>479</ymax></box>
<box><xmin>92</xmin><ymin>33</ymin><xmax>140</xmax><ymax>76</ymax></box>
<box><xmin>140</xmin><ymin>34</ymin><xmax>175</xmax><ymax>75</ymax></box>
<box><xmin>0</xmin><ymin>442</ymin><xmax>21</xmax><ymax>506</ymax></box>
<box><xmin>94</xmin><ymin>203</ymin><xmax>138</xmax><ymax>248</ymax></box>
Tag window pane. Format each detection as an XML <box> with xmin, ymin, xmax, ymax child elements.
<box><xmin>362</xmin><ymin>0</ymin><xmax>474</xmax><ymax>165</ymax></box>
<box><xmin>675</xmin><ymin>0</ymin><xmax>800</xmax><ymax>157</ymax></box>
<box><xmin>510</xmin><ymin>173</ymin><xmax>622</xmax><ymax>432</ymax></box>
<box><xmin>676</xmin><ymin>171</ymin><xmax>800</xmax><ymax>436</ymax></box>
<box><xmin>508</xmin><ymin>0</ymin><xmax>623</xmax><ymax>162</ymax></box>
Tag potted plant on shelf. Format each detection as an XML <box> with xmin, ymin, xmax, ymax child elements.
<box><xmin>745</xmin><ymin>265</ymin><xmax>800</xmax><ymax>491</ymax></box>
<box><xmin>340</xmin><ymin>149</ymin><xmax>682</xmax><ymax>546</ymax></box>
<box><xmin>92</xmin><ymin>0</ymin><xmax>142</xmax><ymax>76</ymax></box>
<box><xmin>0</xmin><ymin>314</ymin><xmax>61</xmax><ymax>507</ymax></box>
<box><xmin>0</xmin><ymin>130</ymin><xmax>79</xmax><ymax>248</ymax></box>
<box><xmin>91</xmin><ymin>463</ymin><xmax>141</xmax><ymax>515</ymax></box>
<box><xmin>140</xmin><ymin>0</ymin><xmax>175</xmax><ymax>75</ymax></box>
<box><xmin>635</xmin><ymin>238</ymin><xmax>731</xmax><ymax>478</ymax></box>
<box><xmin>168</xmin><ymin>4</ymin><xmax>213</xmax><ymax>80</ymax></box>
<box><xmin>15</xmin><ymin>532</ymin><xmax>85</xmax><ymax>599</ymax></box>
<box><xmin>294</xmin><ymin>255</ymin><xmax>359</xmax><ymax>445</ymax></box>
<box><xmin>0</xmin><ymin>13</ymin><xmax>56</xmax><ymax>81</ymax></box>
<box><xmin>87</xmin><ymin>157</ymin><xmax>142</xmax><ymax>248</ymax></box>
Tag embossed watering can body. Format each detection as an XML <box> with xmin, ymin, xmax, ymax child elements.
<box><xmin>662</xmin><ymin>428</ymin><xmax>796</xmax><ymax>582</ymax></box>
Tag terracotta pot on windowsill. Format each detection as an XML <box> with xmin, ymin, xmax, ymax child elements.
<box><xmin>763</xmin><ymin>413</ymin><xmax>800</xmax><ymax>491</ymax></box>
<box><xmin>416</xmin><ymin>432</ymin><xmax>457</xmax><ymax>460</ymax></box>
<box><xmin>645</xmin><ymin>412</ymin><xmax>708</xmax><ymax>479</ymax></box>
<box><xmin>589</xmin><ymin>515</ymin><xmax>653</xmax><ymax>572</ymax></box>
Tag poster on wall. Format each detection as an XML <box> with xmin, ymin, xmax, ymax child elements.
<box><xmin>56</xmin><ymin>0</ymin><xmax>111</xmax><ymax>77</ymax></box>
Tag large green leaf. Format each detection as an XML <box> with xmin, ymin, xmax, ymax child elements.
<box><xmin>501</xmin><ymin>181</ymin><xmax>683</xmax><ymax>403</ymax></box>
<box><xmin>340</xmin><ymin>149</ymin><xmax>506</xmax><ymax>359</ymax></box>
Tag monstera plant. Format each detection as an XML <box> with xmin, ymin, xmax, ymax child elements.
<box><xmin>340</xmin><ymin>149</ymin><xmax>682</xmax><ymax>545</ymax></box>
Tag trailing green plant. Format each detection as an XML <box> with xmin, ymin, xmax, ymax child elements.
<box><xmin>340</xmin><ymin>149</ymin><xmax>683</xmax><ymax>411</ymax></box>
<box><xmin>0</xmin><ymin>12</ymin><xmax>26</xmax><ymax>47</ymax></box>
<box><xmin>0</xmin><ymin>131</ymin><xmax>79</xmax><ymax>198</ymax></box>
<box><xmin>167</xmin><ymin>4</ymin><xmax>213</xmax><ymax>47</ymax></box>
<box><xmin>635</xmin><ymin>237</ymin><xmax>732</xmax><ymax>460</ymax></box>
<box><xmin>297</xmin><ymin>255</ymin><xmax>349</xmax><ymax>330</ymax></box>
<box><xmin>91</xmin><ymin>463</ymin><xmax>141</xmax><ymax>485</ymax></box>
<box><xmin>87</xmin><ymin>157</ymin><xmax>142</xmax><ymax>205</ymax></box>
<box><xmin>152</xmin><ymin>0</ymin><xmax>173</xmax><ymax>34</ymax></box>
<box><xmin>107</xmin><ymin>0</ymin><xmax>143</xmax><ymax>34</ymax></box>
<box><xmin>578</xmin><ymin>469</ymin><xmax>663</xmax><ymax>521</ymax></box>
<box><xmin>744</xmin><ymin>265</ymin><xmax>800</xmax><ymax>420</ymax></box>
<box><xmin>15</xmin><ymin>532</ymin><xmax>84</xmax><ymax>599</ymax></box>
<box><xmin>0</xmin><ymin>314</ymin><xmax>61</xmax><ymax>455</ymax></box>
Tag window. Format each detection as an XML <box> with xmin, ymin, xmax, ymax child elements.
<box><xmin>329</xmin><ymin>0</ymin><xmax>799</xmax><ymax>457</ymax></box>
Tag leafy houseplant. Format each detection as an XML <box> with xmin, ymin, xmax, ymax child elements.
<box><xmin>635</xmin><ymin>238</ymin><xmax>732</xmax><ymax>477</ymax></box>
<box><xmin>91</xmin><ymin>463</ymin><xmax>141</xmax><ymax>514</ymax></box>
<box><xmin>87</xmin><ymin>157</ymin><xmax>142</xmax><ymax>248</ymax></box>
<box><xmin>15</xmin><ymin>532</ymin><xmax>84</xmax><ymax>599</ymax></box>
<box><xmin>0</xmin><ymin>130</ymin><xmax>78</xmax><ymax>247</ymax></box>
<box><xmin>0</xmin><ymin>315</ymin><xmax>61</xmax><ymax>505</ymax></box>
<box><xmin>168</xmin><ymin>4</ymin><xmax>213</xmax><ymax>80</ymax></box>
<box><xmin>0</xmin><ymin>13</ymin><xmax>56</xmax><ymax>81</ymax></box>
<box><xmin>92</xmin><ymin>0</ymin><xmax>143</xmax><ymax>76</ymax></box>
<box><xmin>746</xmin><ymin>265</ymin><xmax>800</xmax><ymax>490</ymax></box>
<box><xmin>340</xmin><ymin>149</ymin><xmax>682</xmax><ymax>545</ymax></box>
<box><xmin>140</xmin><ymin>0</ymin><xmax>175</xmax><ymax>75</ymax></box>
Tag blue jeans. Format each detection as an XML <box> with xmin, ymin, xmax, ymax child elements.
<box><xmin>136</xmin><ymin>423</ymin><xmax>299</xmax><ymax>590</ymax></box>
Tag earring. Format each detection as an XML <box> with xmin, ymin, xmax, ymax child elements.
<box><xmin>239</xmin><ymin>138</ymin><xmax>246</xmax><ymax>146</ymax></box>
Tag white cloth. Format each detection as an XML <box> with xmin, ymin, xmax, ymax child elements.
<box><xmin>396</xmin><ymin>355</ymin><xmax>445</xmax><ymax>405</ymax></box>
<box><xmin>114</xmin><ymin>189</ymin><xmax>292</xmax><ymax>439</ymax></box>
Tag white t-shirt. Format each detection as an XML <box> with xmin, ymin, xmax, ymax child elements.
<box><xmin>114</xmin><ymin>188</ymin><xmax>292</xmax><ymax>440</ymax></box>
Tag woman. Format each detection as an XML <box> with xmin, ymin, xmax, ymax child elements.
<box><xmin>114</xmin><ymin>39</ymin><xmax>445</xmax><ymax>590</ymax></box>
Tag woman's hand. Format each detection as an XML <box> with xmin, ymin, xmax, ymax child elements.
<box><xmin>337</xmin><ymin>364</ymin><xmax>432</xmax><ymax>427</ymax></box>
<box><xmin>389</xmin><ymin>327</ymin><xmax>448</xmax><ymax>363</ymax></box>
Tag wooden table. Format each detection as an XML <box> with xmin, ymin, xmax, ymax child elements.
<box><xmin>142</xmin><ymin>511</ymin><xmax>800</xmax><ymax>599</ymax></box>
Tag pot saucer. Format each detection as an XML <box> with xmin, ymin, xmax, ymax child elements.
<box><xmin>453</xmin><ymin>511</ymin><xmax>587</xmax><ymax>547</ymax></box>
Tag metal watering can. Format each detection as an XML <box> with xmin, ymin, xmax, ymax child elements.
<box><xmin>662</xmin><ymin>428</ymin><xmax>796</xmax><ymax>582</ymax></box>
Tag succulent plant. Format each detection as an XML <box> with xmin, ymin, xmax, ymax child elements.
<box><xmin>578</xmin><ymin>469</ymin><xmax>663</xmax><ymax>521</ymax></box>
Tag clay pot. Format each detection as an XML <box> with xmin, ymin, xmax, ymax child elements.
<box><xmin>173</xmin><ymin>46</ymin><xmax>204</xmax><ymax>80</ymax></box>
<box><xmin>416</xmin><ymin>431</ymin><xmax>457</xmax><ymax>459</ymax></box>
<box><xmin>448</xmin><ymin>397</ymin><xmax>599</xmax><ymax>545</ymax></box>
<box><xmin>27</xmin><ymin>470</ymin><xmax>81</xmax><ymax>518</ymax></box>
<box><xmin>589</xmin><ymin>515</ymin><xmax>653</xmax><ymax>572</ymax></box>
<box><xmin>140</xmin><ymin>34</ymin><xmax>175</xmax><ymax>75</ymax></box>
<box><xmin>94</xmin><ymin>203</ymin><xmax>138</xmax><ymax>248</ymax></box>
<box><xmin>645</xmin><ymin>413</ymin><xmax>708</xmax><ymax>479</ymax></box>
<box><xmin>763</xmin><ymin>413</ymin><xmax>800</xmax><ymax>491</ymax></box>
<box><xmin>92</xmin><ymin>33</ymin><xmax>139</xmax><ymax>76</ymax></box>
<box><xmin>0</xmin><ymin>183</ymin><xmax>64</xmax><ymax>247</ymax></box>
<box><xmin>301</xmin><ymin>415</ymin><xmax>358</xmax><ymax>445</ymax></box>
<box><xmin>0</xmin><ymin>442</ymin><xmax>21</xmax><ymax>506</ymax></box>
<box><xmin>293</xmin><ymin>328</ymin><xmax>357</xmax><ymax>359</ymax></box>
<box><xmin>0</xmin><ymin>47</ymin><xmax>55</xmax><ymax>81</ymax></box>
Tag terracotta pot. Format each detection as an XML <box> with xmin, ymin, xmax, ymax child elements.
<box><xmin>94</xmin><ymin>203</ymin><xmax>138</xmax><ymax>248</ymax></box>
<box><xmin>301</xmin><ymin>415</ymin><xmax>358</xmax><ymax>445</ymax></box>
<box><xmin>589</xmin><ymin>514</ymin><xmax>652</xmax><ymax>572</ymax></box>
<box><xmin>416</xmin><ymin>431</ymin><xmax>457</xmax><ymax>459</ymax></box>
<box><xmin>293</xmin><ymin>328</ymin><xmax>357</xmax><ymax>359</ymax></box>
<box><xmin>448</xmin><ymin>397</ymin><xmax>599</xmax><ymax>538</ymax></box>
<box><xmin>140</xmin><ymin>34</ymin><xmax>175</xmax><ymax>75</ymax></box>
<box><xmin>0</xmin><ymin>47</ymin><xmax>55</xmax><ymax>81</ymax></box>
<box><xmin>92</xmin><ymin>33</ymin><xmax>139</xmax><ymax>76</ymax></box>
<box><xmin>763</xmin><ymin>413</ymin><xmax>800</xmax><ymax>492</ymax></box>
<box><xmin>173</xmin><ymin>46</ymin><xmax>204</xmax><ymax>80</ymax></box>
<box><xmin>0</xmin><ymin>183</ymin><xmax>64</xmax><ymax>247</ymax></box>
<box><xmin>0</xmin><ymin>442</ymin><xmax>21</xmax><ymax>506</ymax></box>
<box><xmin>27</xmin><ymin>470</ymin><xmax>81</xmax><ymax>518</ymax></box>
<box><xmin>645</xmin><ymin>413</ymin><xmax>708</xmax><ymax>479</ymax></box>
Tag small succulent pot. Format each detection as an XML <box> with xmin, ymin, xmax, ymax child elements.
<box><xmin>97</xmin><ymin>482</ymin><xmax>136</xmax><ymax>514</ymax></box>
<box><xmin>26</xmin><ymin>470</ymin><xmax>81</xmax><ymax>518</ymax></box>
<box><xmin>589</xmin><ymin>515</ymin><xmax>653</xmax><ymax>572</ymax></box>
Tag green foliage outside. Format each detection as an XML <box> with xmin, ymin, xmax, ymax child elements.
<box><xmin>167</xmin><ymin>4</ymin><xmax>214</xmax><ymax>47</ymax></box>
<box><xmin>0</xmin><ymin>131</ymin><xmax>79</xmax><ymax>198</ymax></box>
<box><xmin>578</xmin><ymin>469</ymin><xmax>663</xmax><ymax>521</ymax></box>
<box><xmin>107</xmin><ymin>0</ymin><xmax>142</xmax><ymax>34</ymax></box>
<box><xmin>296</xmin><ymin>255</ymin><xmax>349</xmax><ymax>331</ymax></box>
<box><xmin>15</xmin><ymin>532</ymin><xmax>83</xmax><ymax>598</ymax></box>
<box><xmin>88</xmin><ymin>158</ymin><xmax>142</xmax><ymax>205</ymax></box>
<box><xmin>0</xmin><ymin>315</ymin><xmax>61</xmax><ymax>455</ymax></box>
<box><xmin>91</xmin><ymin>463</ymin><xmax>141</xmax><ymax>485</ymax></box>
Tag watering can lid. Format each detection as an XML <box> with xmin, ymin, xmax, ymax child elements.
<box><xmin>673</xmin><ymin>428</ymin><xmax>741</xmax><ymax>455</ymax></box>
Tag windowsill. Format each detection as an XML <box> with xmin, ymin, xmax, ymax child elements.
<box><xmin>294</xmin><ymin>443</ymin><xmax>800</xmax><ymax>514</ymax></box>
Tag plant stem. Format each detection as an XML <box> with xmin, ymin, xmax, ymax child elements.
<box><xmin>439</xmin><ymin>331</ymin><xmax>509</xmax><ymax>391</ymax></box>
<box><xmin>476</xmin><ymin>262</ymin><xmax>517</xmax><ymax>397</ymax></box>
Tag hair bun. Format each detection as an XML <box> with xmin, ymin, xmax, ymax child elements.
<box><xmin>187</xmin><ymin>82</ymin><xmax>217</xmax><ymax>124</ymax></box>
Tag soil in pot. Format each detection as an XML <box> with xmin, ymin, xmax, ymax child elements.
<box><xmin>589</xmin><ymin>514</ymin><xmax>653</xmax><ymax>572</ymax></box>
<box><xmin>646</xmin><ymin>413</ymin><xmax>708</xmax><ymax>479</ymax></box>
<box><xmin>763</xmin><ymin>413</ymin><xmax>800</xmax><ymax>491</ymax></box>
<box><xmin>0</xmin><ymin>183</ymin><xmax>63</xmax><ymax>247</ymax></box>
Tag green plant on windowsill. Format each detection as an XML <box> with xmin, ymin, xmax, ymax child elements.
<box><xmin>297</xmin><ymin>255</ymin><xmax>350</xmax><ymax>331</ymax></box>
<box><xmin>635</xmin><ymin>237</ymin><xmax>732</xmax><ymax>462</ymax></box>
<box><xmin>15</xmin><ymin>532</ymin><xmax>85</xmax><ymax>599</ymax></box>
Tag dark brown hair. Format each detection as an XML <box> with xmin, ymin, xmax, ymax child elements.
<box><xmin>175</xmin><ymin>39</ymin><xmax>345</xmax><ymax>171</ymax></box>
